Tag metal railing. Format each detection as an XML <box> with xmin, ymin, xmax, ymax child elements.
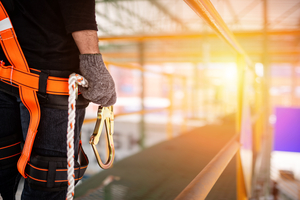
<box><xmin>85</xmin><ymin>0</ymin><xmax>267</xmax><ymax>199</ymax></box>
<box><xmin>83</xmin><ymin>60</ymin><xmax>190</xmax><ymax>141</ymax></box>
<box><xmin>174</xmin><ymin>0</ymin><xmax>266</xmax><ymax>199</ymax></box>
<box><xmin>175</xmin><ymin>134</ymin><xmax>240</xmax><ymax>200</ymax></box>
<box><xmin>183</xmin><ymin>0</ymin><xmax>252</xmax><ymax>67</ymax></box>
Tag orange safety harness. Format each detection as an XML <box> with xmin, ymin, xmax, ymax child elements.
<box><xmin>0</xmin><ymin>2</ymin><xmax>69</xmax><ymax>178</ymax></box>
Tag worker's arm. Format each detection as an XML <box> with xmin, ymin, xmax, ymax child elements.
<box><xmin>72</xmin><ymin>30</ymin><xmax>100</xmax><ymax>54</ymax></box>
<box><xmin>72</xmin><ymin>30</ymin><xmax>116</xmax><ymax>107</ymax></box>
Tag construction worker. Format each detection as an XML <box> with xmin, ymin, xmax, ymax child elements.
<box><xmin>0</xmin><ymin>0</ymin><xmax>116</xmax><ymax>199</ymax></box>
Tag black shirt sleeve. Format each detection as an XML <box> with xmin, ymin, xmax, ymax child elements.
<box><xmin>58</xmin><ymin>0</ymin><xmax>98</xmax><ymax>34</ymax></box>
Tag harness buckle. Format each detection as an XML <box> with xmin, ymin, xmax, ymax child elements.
<box><xmin>0</xmin><ymin>61</ymin><xmax>4</xmax><ymax>81</ymax></box>
<box><xmin>9</xmin><ymin>65</ymin><xmax>13</xmax><ymax>86</ymax></box>
<box><xmin>89</xmin><ymin>106</ymin><xmax>115</xmax><ymax>169</ymax></box>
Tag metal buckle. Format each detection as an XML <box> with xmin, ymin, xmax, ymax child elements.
<box><xmin>9</xmin><ymin>65</ymin><xmax>13</xmax><ymax>85</ymax></box>
<box><xmin>89</xmin><ymin>106</ymin><xmax>115</xmax><ymax>169</ymax></box>
<box><xmin>0</xmin><ymin>60</ymin><xmax>4</xmax><ymax>81</ymax></box>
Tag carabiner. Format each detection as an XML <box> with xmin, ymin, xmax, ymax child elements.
<box><xmin>89</xmin><ymin>106</ymin><xmax>115</xmax><ymax>169</ymax></box>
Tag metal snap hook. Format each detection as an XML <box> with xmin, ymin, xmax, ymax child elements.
<box><xmin>89</xmin><ymin>106</ymin><xmax>115</xmax><ymax>169</ymax></box>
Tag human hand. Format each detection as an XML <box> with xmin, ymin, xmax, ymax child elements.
<box><xmin>78</xmin><ymin>54</ymin><xmax>116</xmax><ymax>107</ymax></box>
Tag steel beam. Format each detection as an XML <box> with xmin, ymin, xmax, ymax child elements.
<box><xmin>98</xmin><ymin>30</ymin><xmax>300</xmax><ymax>41</ymax></box>
<box><xmin>95</xmin><ymin>9</ymin><xmax>135</xmax><ymax>31</ymax></box>
<box><xmin>224</xmin><ymin>0</ymin><xmax>240</xmax><ymax>25</ymax></box>
<box><xmin>97</xmin><ymin>25</ymin><xmax>111</xmax><ymax>35</ymax></box>
<box><xmin>96</xmin><ymin>0</ymin><xmax>149</xmax><ymax>2</ymax></box>
<box><xmin>234</xmin><ymin>0</ymin><xmax>260</xmax><ymax>24</ymax></box>
<box><xmin>139</xmin><ymin>41</ymin><xmax>145</xmax><ymax>149</ymax></box>
<box><xmin>101</xmin><ymin>51</ymin><xmax>300</xmax><ymax>58</ymax></box>
<box><xmin>149</xmin><ymin>0</ymin><xmax>189</xmax><ymax>31</ymax></box>
<box><xmin>97</xmin><ymin>0</ymin><xmax>189</xmax><ymax>31</ymax></box>
<box><xmin>110</xmin><ymin>1</ymin><xmax>155</xmax><ymax>29</ymax></box>
<box><xmin>269</xmin><ymin>1</ymin><xmax>300</xmax><ymax>28</ymax></box>
<box><xmin>261</xmin><ymin>0</ymin><xmax>272</xmax><ymax>198</ymax></box>
<box><xmin>103</xmin><ymin>57</ymin><xmax>300</xmax><ymax>64</ymax></box>
<box><xmin>184</xmin><ymin>0</ymin><xmax>252</xmax><ymax>66</ymax></box>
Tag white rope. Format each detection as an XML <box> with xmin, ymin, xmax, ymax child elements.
<box><xmin>67</xmin><ymin>73</ymin><xmax>88</xmax><ymax>200</ymax></box>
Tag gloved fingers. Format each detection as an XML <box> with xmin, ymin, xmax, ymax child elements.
<box><xmin>78</xmin><ymin>85</ymin><xmax>116</xmax><ymax>107</ymax></box>
<box><xmin>78</xmin><ymin>54</ymin><xmax>117</xmax><ymax>106</ymax></box>
<box><xmin>97</xmin><ymin>91</ymin><xmax>117</xmax><ymax>107</ymax></box>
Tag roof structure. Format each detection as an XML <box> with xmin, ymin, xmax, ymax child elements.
<box><xmin>95</xmin><ymin>0</ymin><xmax>300</xmax><ymax>64</ymax></box>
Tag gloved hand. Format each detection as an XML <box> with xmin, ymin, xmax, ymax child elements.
<box><xmin>78</xmin><ymin>54</ymin><xmax>116</xmax><ymax>107</ymax></box>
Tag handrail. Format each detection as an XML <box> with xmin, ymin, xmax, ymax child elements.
<box><xmin>81</xmin><ymin>60</ymin><xmax>188</xmax><ymax>125</ymax></box>
<box><xmin>82</xmin><ymin>61</ymin><xmax>189</xmax><ymax>141</ymax></box>
<box><xmin>83</xmin><ymin>59</ymin><xmax>190</xmax><ymax>126</ymax></box>
<box><xmin>98</xmin><ymin>30</ymin><xmax>300</xmax><ymax>42</ymax></box>
<box><xmin>83</xmin><ymin>107</ymin><xmax>168</xmax><ymax>124</ymax></box>
<box><xmin>175</xmin><ymin>134</ymin><xmax>240</xmax><ymax>200</ymax></box>
<box><xmin>83</xmin><ymin>104</ymin><xmax>191</xmax><ymax>124</ymax></box>
<box><xmin>182</xmin><ymin>0</ymin><xmax>257</xmax><ymax>199</ymax></box>
<box><xmin>104</xmin><ymin>61</ymin><xmax>187</xmax><ymax>79</ymax></box>
<box><xmin>183</xmin><ymin>0</ymin><xmax>252</xmax><ymax>66</ymax></box>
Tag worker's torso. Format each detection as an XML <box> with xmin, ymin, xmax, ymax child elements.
<box><xmin>0</xmin><ymin>0</ymin><xmax>96</xmax><ymax>72</ymax></box>
<box><xmin>0</xmin><ymin>0</ymin><xmax>96</xmax><ymax>107</ymax></box>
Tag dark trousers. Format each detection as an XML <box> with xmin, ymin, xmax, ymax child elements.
<box><xmin>0</xmin><ymin>90</ymin><xmax>85</xmax><ymax>200</ymax></box>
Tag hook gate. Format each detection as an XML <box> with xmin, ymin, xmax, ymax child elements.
<box><xmin>89</xmin><ymin>106</ymin><xmax>115</xmax><ymax>169</ymax></box>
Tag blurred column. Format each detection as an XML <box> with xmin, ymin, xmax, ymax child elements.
<box><xmin>181</xmin><ymin>77</ymin><xmax>188</xmax><ymax>134</ymax></box>
<box><xmin>167</xmin><ymin>75</ymin><xmax>174</xmax><ymax>139</ymax></box>
<box><xmin>236</xmin><ymin>54</ymin><xmax>245</xmax><ymax>135</ymax></box>
<box><xmin>291</xmin><ymin>65</ymin><xmax>297</xmax><ymax>106</ymax></box>
<box><xmin>236</xmin><ymin>54</ymin><xmax>247</xmax><ymax>200</ymax></box>
<box><xmin>139</xmin><ymin>41</ymin><xmax>145</xmax><ymax>149</ymax></box>
<box><xmin>252</xmin><ymin>74</ymin><xmax>264</xmax><ymax>198</ymax></box>
<box><xmin>192</xmin><ymin>63</ymin><xmax>200</xmax><ymax>119</ymax></box>
<box><xmin>260</xmin><ymin>0</ymin><xmax>272</xmax><ymax>197</ymax></box>
<box><xmin>202</xmin><ymin>42</ymin><xmax>210</xmax><ymax>121</ymax></box>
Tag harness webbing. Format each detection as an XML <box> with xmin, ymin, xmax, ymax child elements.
<box><xmin>0</xmin><ymin>65</ymin><xmax>69</xmax><ymax>95</ymax></box>
<box><xmin>0</xmin><ymin>133</ymin><xmax>22</xmax><ymax>170</ymax></box>
<box><xmin>0</xmin><ymin>5</ymin><xmax>90</xmax><ymax>194</ymax></box>
<box><xmin>0</xmin><ymin>2</ymin><xmax>40</xmax><ymax>178</ymax></box>
<box><xmin>25</xmin><ymin>143</ymin><xmax>89</xmax><ymax>191</ymax></box>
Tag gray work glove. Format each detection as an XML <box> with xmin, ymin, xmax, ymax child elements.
<box><xmin>78</xmin><ymin>54</ymin><xmax>116</xmax><ymax>107</ymax></box>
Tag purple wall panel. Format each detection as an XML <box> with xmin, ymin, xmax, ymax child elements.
<box><xmin>274</xmin><ymin>107</ymin><xmax>300</xmax><ymax>152</ymax></box>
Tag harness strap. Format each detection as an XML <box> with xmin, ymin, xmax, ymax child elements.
<box><xmin>0</xmin><ymin>65</ymin><xmax>69</xmax><ymax>95</ymax></box>
<box><xmin>0</xmin><ymin>133</ymin><xmax>22</xmax><ymax>170</ymax></box>
<box><xmin>25</xmin><ymin>143</ymin><xmax>89</xmax><ymax>191</ymax></box>
<box><xmin>0</xmin><ymin>2</ymin><xmax>40</xmax><ymax>178</ymax></box>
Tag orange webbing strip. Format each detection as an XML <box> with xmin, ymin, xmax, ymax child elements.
<box><xmin>0</xmin><ymin>152</ymin><xmax>21</xmax><ymax>161</ymax></box>
<box><xmin>0</xmin><ymin>65</ymin><xmax>69</xmax><ymax>95</ymax></box>
<box><xmin>0</xmin><ymin>141</ymin><xmax>21</xmax><ymax>150</ymax></box>
<box><xmin>0</xmin><ymin>3</ymin><xmax>40</xmax><ymax>178</ymax></box>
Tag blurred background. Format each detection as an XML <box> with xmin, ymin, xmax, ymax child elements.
<box><xmin>75</xmin><ymin>0</ymin><xmax>300</xmax><ymax>199</ymax></box>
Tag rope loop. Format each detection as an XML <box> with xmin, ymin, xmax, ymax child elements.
<box><xmin>66</xmin><ymin>73</ymin><xmax>88</xmax><ymax>200</ymax></box>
